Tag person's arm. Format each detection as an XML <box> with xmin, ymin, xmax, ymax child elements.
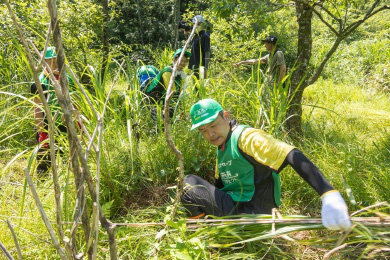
<box><xmin>201</xmin><ymin>51</ymin><xmax>211</xmax><ymax>78</ymax></box>
<box><xmin>278</xmin><ymin>64</ymin><xmax>286</xmax><ymax>85</ymax></box>
<box><xmin>32</xmin><ymin>82</ymin><xmax>49</xmax><ymax>148</ymax></box>
<box><xmin>234</xmin><ymin>53</ymin><xmax>270</xmax><ymax>67</ymax></box>
<box><xmin>34</xmin><ymin>97</ymin><xmax>45</xmax><ymax>132</ymax></box>
<box><xmin>274</xmin><ymin>51</ymin><xmax>286</xmax><ymax>85</ymax></box>
<box><xmin>233</xmin><ymin>58</ymin><xmax>261</xmax><ymax>67</ymax></box>
<box><xmin>200</xmin><ymin>33</ymin><xmax>211</xmax><ymax>78</ymax></box>
<box><xmin>280</xmin><ymin>148</ymin><xmax>334</xmax><ymax>195</ymax></box>
<box><xmin>281</xmin><ymin>149</ymin><xmax>351</xmax><ymax>231</ymax></box>
<box><xmin>31</xmin><ymin>82</ymin><xmax>45</xmax><ymax>132</ymax></box>
<box><xmin>161</xmin><ymin>71</ymin><xmax>178</xmax><ymax>93</ymax></box>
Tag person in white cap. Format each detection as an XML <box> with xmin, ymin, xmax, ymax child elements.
<box><xmin>187</xmin><ymin>15</ymin><xmax>211</xmax><ymax>80</ymax></box>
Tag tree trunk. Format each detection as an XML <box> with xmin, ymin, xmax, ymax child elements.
<box><xmin>287</xmin><ymin>0</ymin><xmax>313</xmax><ymax>136</ymax></box>
<box><xmin>101</xmin><ymin>0</ymin><xmax>109</xmax><ymax>80</ymax></box>
<box><xmin>172</xmin><ymin>0</ymin><xmax>180</xmax><ymax>49</ymax></box>
<box><xmin>136</xmin><ymin>0</ymin><xmax>144</xmax><ymax>45</ymax></box>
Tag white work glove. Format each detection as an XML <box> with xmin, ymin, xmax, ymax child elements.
<box><xmin>321</xmin><ymin>191</ymin><xmax>351</xmax><ymax>231</ymax></box>
<box><xmin>176</xmin><ymin>70</ymin><xmax>187</xmax><ymax>80</ymax></box>
<box><xmin>199</xmin><ymin>66</ymin><xmax>206</xmax><ymax>79</ymax></box>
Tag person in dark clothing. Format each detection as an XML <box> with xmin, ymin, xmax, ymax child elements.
<box><xmin>187</xmin><ymin>15</ymin><xmax>211</xmax><ymax>79</ymax></box>
<box><xmin>181</xmin><ymin>99</ymin><xmax>352</xmax><ymax>231</ymax></box>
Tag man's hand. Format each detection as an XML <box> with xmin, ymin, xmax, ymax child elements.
<box><xmin>321</xmin><ymin>191</ymin><xmax>351</xmax><ymax>231</ymax></box>
<box><xmin>38</xmin><ymin>132</ymin><xmax>49</xmax><ymax>149</ymax></box>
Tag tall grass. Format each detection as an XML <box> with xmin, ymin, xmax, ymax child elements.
<box><xmin>1</xmin><ymin>43</ymin><xmax>390</xmax><ymax>258</ymax></box>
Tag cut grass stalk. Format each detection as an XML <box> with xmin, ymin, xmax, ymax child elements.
<box><xmin>108</xmin><ymin>215</ymin><xmax>390</xmax><ymax>228</ymax></box>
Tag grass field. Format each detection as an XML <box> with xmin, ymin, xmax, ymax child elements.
<box><xmin>1</xmin><ymin>73</ymin><xmax>389</xmax><ymax>259</ymax></box>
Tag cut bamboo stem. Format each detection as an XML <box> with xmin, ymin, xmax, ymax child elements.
<box><xmin>107</xmin><ymin>216</ymin><xmax>390</xmax><ymax>228</ymax></box>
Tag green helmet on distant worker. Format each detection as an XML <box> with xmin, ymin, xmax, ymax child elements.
<box><xmin>45</xmin><ymin>47</ymin><xmax>57</xmax><ymax>59</ymax></box>
<box><xmin>173</xmin><ymin>48</ymin><xmax>192</xmax><ymax>59</ymax></box>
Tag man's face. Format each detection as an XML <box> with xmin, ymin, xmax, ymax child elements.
<box><xmin>264</xmin><ymin>42</ymin><xmax>274</xmax><ymax>52</ymax></box>
<box><xmin>174</xmin><ymin>56</ymin><xmax>188</xmax><ymax>71</ymax></box>
<box><xmin>198</xmin><ymin>111</ymin><xmax>231</xmax><ymax>146</ymax></box>
<box><xmin>46</xmin><ymin>57</ymin><xmax>59</xmax><ymax>75</ymax></box>
<box><xmin>196</xmin><ymin>23</ymin><xmax>202</xmax><ymax>32</ymax></box>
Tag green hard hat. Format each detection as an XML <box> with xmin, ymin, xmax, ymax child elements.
<box><xmin>190</xmin><ymin>99</ymin><xmax>223</xmax><ymax>131</ymax></box>
<box><xmin>45</xmin><ymin>47</ymin><xmax>57</xmax><ymax>59</ymax></box>
<box><xmin>173</xmin><ymin>48</ymin><xmax>191</xmax><ymax>59</ymax></box>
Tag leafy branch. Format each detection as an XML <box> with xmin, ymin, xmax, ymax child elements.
<box><xmin>308</xmin><ymin>0</ymin><xmax>390</xmax><ymax>85</ymax></box>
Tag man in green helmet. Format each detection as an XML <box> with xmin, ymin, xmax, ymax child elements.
<box><xmin>145</xmin><ymin>48</ymin><xmax>191</xmax><ymax>120</ymax></box>
<box><xmin>30</xmin><ymin>47</ymin><xmax>74</xmax><ymax>175</ymax></box>
<box><xmin>181</xmin><ymin>99</ymin><xmax>352</xmax><ymax>231</ymax></box>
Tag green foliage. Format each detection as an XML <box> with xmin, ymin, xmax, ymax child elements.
<box><xmin>109</xmin><ymin>1</ymin><xmax>176</xmax><ymax>46</ymax></box>
<box><xmin>59</xmin><ymin>1</ymin><xmax>102</xmax><ymax>69</ymax></box>
<box><xmin>1</xmin><ymin>0</ymin><xmax>390</xmax><ymax>258</ymax></box>
<box><xmin>311</xmin><ymin>2</ymin><xmax>390</xmax><ymax>89</ymax></box>
<box><xmin>300</xmin><ymin>79</ymin><xmax>390</xmax><ymax>207</ymax></box>
<box><xmin>163</xmin><ymin>219</ymin><xmax>210</xmax><ymax>259</ymax></box>
<box><xmin>193</xmin><ymin>207</ymin><xmax>390</xmax><ymax>259</ymax></box>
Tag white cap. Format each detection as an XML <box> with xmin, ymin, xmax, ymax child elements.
<box><xmin>192</xmin><ymin>15</ymin><xmax>204</xmax><ymax>24</ymax></box>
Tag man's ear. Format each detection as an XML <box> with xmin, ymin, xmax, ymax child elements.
<box><xmin>222</xmin><ymin>110</ymin><xmax>230</xmax><ymax>121</ymax></box>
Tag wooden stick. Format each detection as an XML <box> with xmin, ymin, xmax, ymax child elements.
<box><xmin>16</xmin><ymin>214</ymin><xmax>390</xmax><ymax>229</ymax></box>
<box><xmin>46</xmin><ymin>1</ymin><xmax>119</xmax><ymax>258</ymax></box>
<box><xmin>163</xmin><ymin>16</ymin><xmax>198</xmax><ymax>221</ymax></box>
<box><xmin>323</xmin><ymin>243</ymin><xmax>348</xmax><ymax>259</ymax></box>
<box><xmin>153</xmin><ymin>21</ymin><xmax>199</xmax><ymax>258</ymax></box>
<box><xmin>108</xmin><ymin>216</ymin><xmax>390</xmax><ymax>228</ymax></box>
<box><xmin>0</xmin><ymin>239</ymin><xmax>15</xmax><ymax>260</ymax></box>
<box><xmin>350</xmin><ymin>201</ymin><xmax>389</xmax><ymax>216</ymax></box>
<box><xmin>22</xmin><ymin>168</ymin><xmax>67</xmax><ymax>259</ymax></box>
<box><xmin>29</xmin><ymin>41</ymin><xmax>71</xmax><ymax>255</ymax></box>
<box><xmin>6</xmin><ymin>219</ymin><xmax>23</xmax><ymax>260</ymax></box>
<box><xmin>0</xmin><ymin>219</ymin><xmax>50</xmax><ymax>244</ymax></box>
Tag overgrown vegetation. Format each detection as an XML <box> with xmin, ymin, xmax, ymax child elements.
<box><xmin>0</xmin><ymin>0</ymin><xmax>389</xmax><ymax>259</ymax></box>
